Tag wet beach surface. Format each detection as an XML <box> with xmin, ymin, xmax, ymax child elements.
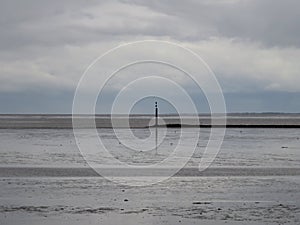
<box><xmin>0</xmin><ymin>176</ymin><xmax>300</xmax><ymax>224</ymax></box>
<box><xmin>0</xmin><ymin>115</ymin><xmax>300</xmax><ymax>224</ymax></box>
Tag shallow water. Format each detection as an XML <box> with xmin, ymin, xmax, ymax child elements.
<box><xmin>0</xmin><ymin>127</ymin><xmax>300</xmax><ymax>168</ymax></box>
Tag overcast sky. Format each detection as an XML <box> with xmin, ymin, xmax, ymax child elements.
<box><xmin>1</xmin><ymin>0</ymin><xmax>300</xmax><ymax>113</ymax></box>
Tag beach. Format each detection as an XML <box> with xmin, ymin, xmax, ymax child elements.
<box><xmin>0</xmin><ymin>115</ymin><xmax>300</xmax><ymax>224</ymax></box>
<box><xmin>1</xmin><ymin>176</ymin><xmax>299</xmax><ymax>225</ymax></box>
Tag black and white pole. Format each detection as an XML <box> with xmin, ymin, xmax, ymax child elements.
<box><xmin>155</xmin><ymin>101</ymin><xmax>158</xmax><ymax>127</ymax></box>
<box><xmin>155</xmin><ymin>101</ymin><xmax>158</xmax><ymax>153</ymax></box>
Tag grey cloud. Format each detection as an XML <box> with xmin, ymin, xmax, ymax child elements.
<box><xmin>128</xmin><ymin>0</ymin><xmax>300</xmax><ymax>47</ymax></box>
<box><xmin>0</xmin><ymin>0</ymin><xmax>192</xmax><ymax>51</ymax></box>
<box><xmin>1</xmin><ymin>0</ymin><xmax>299</xmax><ymax>51</ymax></box>
<box><xmin>216</xmin><ymin>0</ymin><xmax>300</xmax><ymax>47</ymax></box>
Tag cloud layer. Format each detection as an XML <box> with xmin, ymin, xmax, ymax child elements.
<box><xmin>0</xmin><ymin>0</ymin><xmax>299</xmax><ymax>112</ymax></box>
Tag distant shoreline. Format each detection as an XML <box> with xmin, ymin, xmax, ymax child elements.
<box><xmin>1</xmin><ymin>114</ymin><xmax>300</xmax><ymax>129</ymax></box>
<box><xmin>155</xmin><ymin>124</ymin><xmax>300</xmax><ymax>128</ymax></box>
<box><xmin>1</xmin><ymin>112</ymin><xmax>300</xmax><ymax>117</ymax></box>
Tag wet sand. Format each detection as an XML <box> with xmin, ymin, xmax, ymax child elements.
<box><xmin>1</xmin><ymin>115</ymin><xmax>300</xmax><ymax>224</ymax></box>
<box><xmin>0</xmin><ymin>175</ymin><xmax>299</xmax><ymax>225</ymax></box>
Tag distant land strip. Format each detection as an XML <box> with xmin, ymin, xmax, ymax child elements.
<box><xmin>155</xmin><ymin>124</ymin><xmax>300</xmax><ymax>128</ymax></box>
<box><xmin>1</xmin><ymin>124</ymin><xmax>300</xmax><ymax>129</ymax></box>
<box><xmin>1</xmin><ymin>115</ymin><xmax>300</xmax><ymax>129</ymax></box>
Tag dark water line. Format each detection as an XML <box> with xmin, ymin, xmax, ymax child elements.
<box><xmin>1</xmin><ymin>167</ymin><xmax>300</xmax><ymax>177</ymax></box>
